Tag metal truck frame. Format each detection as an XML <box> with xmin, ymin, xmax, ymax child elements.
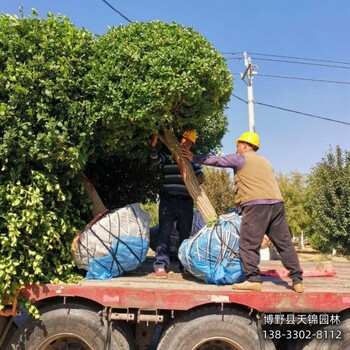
<box><xmin>1</xmin><ymin>259</ymin><xmax>349</xmax><ymax>350</ymax></box>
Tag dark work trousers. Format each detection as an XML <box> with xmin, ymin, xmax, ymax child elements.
<box><xmin>239</xmin><ymin>203</ymin><xmax>303</xmax><ymax>284</ymax></box>
<box><xmin>153</xmin><ymin>193</ymin><xmax>194</xmax><ymax>270</ymax></box>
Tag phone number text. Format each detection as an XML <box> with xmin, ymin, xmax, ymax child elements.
<box><xmin>263</xmin><ymin>329</ymin><xmax>342</xmax><ymax>340</ymax></box>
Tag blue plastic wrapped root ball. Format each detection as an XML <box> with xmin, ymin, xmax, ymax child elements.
<box><xmin>73</xmin><ymin>203</ymin><xmax>150</xmax><ymax>279</ymax></box>
<box><xmin>179</xmin><ymin>212</ymin><xmax>245</xmax><ymax>285</ymax></box>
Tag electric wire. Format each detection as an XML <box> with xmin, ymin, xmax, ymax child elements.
<box><xmin>222</xmin><ymin>52</ymin><xmax>243</xmax><ymax>55</ymax></box>
<box><xmin>226</xmin><ymin>57</ymin><xmax>244</xmax><ymax>61</ymax></box>
<box><xmin>249</xmin><ymin>57</ymin><xmax>350</xmax><ymax>69</ymax></box>
<box><xmin>222</xmin><ymin>51</ymin><xmax>350</xmax><ymax>66</ymax></box>
<box><xmin>225</xmin><ymin>55</ymin><xmax>350</xmax><ymax>69</ymax></box>
<box><xmin>258</xmin><ymin>74</ymin><xmax>350</xmax><ymax>85</ymax></box>
<box><xmin>101</xmin><ymin>0</ymin><xmax>132</xmax><ymax>23</ymax></box>
<box><xmin>232</xmin><ymin>94</ymin><xmax>350</xmax><ymax>126</ymax></box>
<box><xmin>246</xmin><ymin>52</ymin><xmax>350</xmax><ymax>66</ymax></box>
<box><xmin>226</xmin><ymin>51</ymin><xmax>350</xmax><ymax>124</ymax></box>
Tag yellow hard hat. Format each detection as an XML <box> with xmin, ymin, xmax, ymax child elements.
<box><xmin>236</xmin><ymin>131</ymin><xmax>260</xmax><ymax>149</ymax></box>
<box><xmin>182</xmin><ymin>130</ymin><xmax>197</xmax><ymax>144</ymax></box>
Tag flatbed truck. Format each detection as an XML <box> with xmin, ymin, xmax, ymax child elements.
<box><xmin>1</xmin><ymin>259</ymin><xmax>349</xmax><ymax>350</ymax></box>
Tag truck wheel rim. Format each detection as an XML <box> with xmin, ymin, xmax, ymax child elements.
<box><xmin>192</xmin><ymin>336</ymin><xmax>244</xmax><ymax>350</ymax></box>
<box><xmin>36</xmin><ymin>334</ymin><xmax>93</xmax><ymax>350</ymax></box>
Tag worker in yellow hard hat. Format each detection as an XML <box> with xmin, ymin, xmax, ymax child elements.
<box><xmin>150</xmin><ymin>130</ymin><xmax>204</xmax><ymax>278</ymax></box>
<box><xmin>235</xmin><ymin>131</ymin><xmax>260</xmax><ymax>150</ymax></box>
<box><xmin>181</xmin><ymin>130</ymin><xmax>197</xmax><ymax>144</ymax></box>
<box><xmin>182</xmin><ymin>131</ymin><xmax>304</xmax><ymax>293</ymax></box>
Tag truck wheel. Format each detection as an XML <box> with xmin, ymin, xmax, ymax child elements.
<box><xmin>7</xmin><ymin>303</ymin><xmax>133</xmax><ymax>350</ymax></box>
<box><xmin>158</xmin><ymin>306</ymin><xmax>274</xmax><ymax>350</ymax></box>
<box><xmin>296</xmin><ymin>315</ymin><xmax>350</xmax><ymax>350</ymax></box>
<box><xmin>0</xmin><ymin>317</ymin><xmax>18</xmax><ymax>349</ymax></box>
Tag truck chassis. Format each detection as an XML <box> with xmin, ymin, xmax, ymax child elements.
<box><xmin>1</xmin><ymin>260</ymin><xmax>350</xmax><ymax>350</ymax></box>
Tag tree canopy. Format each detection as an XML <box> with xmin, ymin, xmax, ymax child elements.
<box><xmin>85</xmin><ymin>20</ymin><xmax>232</xmax><ymax>157</ymax></box>
<box><xmin>202</xmin><ymin>167</ymin><xmax>235</xmax><ymax>215</ymax></box>
<box><xmin>0</xmin><ymin>12</ymin><xmax>95</xmax><ymax>300</ymax></box>
<box><xmin>0</xmin><ymin>12</ymin><xmax>233</xmax><ymax>302</ymax></box>
<box><xmin>276</xmin><ymin>172</ymin><xmax>311</xmax><ymax>237</ymax></box>
<box><xmin>308</xmin><ymin>146</ymin><xmax>350</xmax><ymax>257</ymax></box>
<box><xmin>84</xmin><ymin>20</ymin><xmax>233</xmax><ymax>211</ymax></box>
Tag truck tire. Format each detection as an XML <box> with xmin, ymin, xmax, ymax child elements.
<box><xmin>6</xmin><ymin>303</ymin><xmax>133</xmax><ymax>350</ymax></box>
<box><xmin>157</xmin><ymin>306</ymin><xmax>275</xmax><ymax>350</ymax></box>
<box><xmin>296</xmin><ymin>315</ymin><xmax>350</xmax><ymax>350</ymax></box>
<box><xmin>0</xmin><ymin>318</ymin><xmax>18</xmax><ymax>349</ymax></box>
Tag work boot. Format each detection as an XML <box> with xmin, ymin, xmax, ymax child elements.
<box><xmin>155</xmin><ymin>268</ymin><xmax>167</xmax><ymax>279</ymax></box>
<box><xmin>232</xmin><ymin>280</ymin><xmax>261</xmax><ymax>291</ymax></box>
<box><xmin>292</xmin><ymin>283</ymin><xmax>304</xmax><ymax>293</ymax></box>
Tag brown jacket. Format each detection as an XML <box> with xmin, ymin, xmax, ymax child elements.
<box><xmin>234</xmin><ymin>152</ymin><xmax>283</xmax><ymax>206</ymax></box>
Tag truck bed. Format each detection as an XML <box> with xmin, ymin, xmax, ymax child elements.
<box><xmin>21</xmin><ymin>259</ymin><xmax>350</xmax><ymax>314</ymax></box>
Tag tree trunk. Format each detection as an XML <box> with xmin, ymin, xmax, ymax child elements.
<box><xmin>300</xmin><ymin>229</ymin><xmax>305</xmax><ymax>250</ymax></box>
<box><xmin>160</xmin><ymin>129</ymin><xmax>217</xmax><ymax>222</ymax></box>
<box><xmin>78</xmin><ymin>172</ymin><xmax>107</xmax><ymax>217</ymax></box>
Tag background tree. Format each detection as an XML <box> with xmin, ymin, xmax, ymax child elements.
<box><xmin>276</xmin><ymin>171</ymin><xmax>311</xmax><ymax>240</ymax></box>
<box><xmin>307</xmin><ymin>146</ymin><xmax>350</xmax><ymax>257</ymax></box>
<box><xmin>140</xmin><ymin>167</ymin><xmax>236</xmax><ymax>228</ymax></box>
<box><xmin>140</xmin><ymin>202</ymin><xmax>159</xmax><ymax>228</ymax></box>
<box><xmin>202</xmin><ymin>167</ymin><xmax>235</xmax><ymax>215</ymax></box>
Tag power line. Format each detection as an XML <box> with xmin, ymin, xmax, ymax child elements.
<box><xmin>226</xmin><ymin>54</ymin><xmax>350</xmax><ymax>69</ymax></box>
<box><xmin>226</xmin><ymin>57</ymin><xmax>244</xmax><ymax>61</ymax></box>
<box><xmin>222</xmin><ymin>51</ymin><xmax>350</xmax><ymax>66</ymax></box>
<box><xmin>249</xmin><ymin>57</ymin><xmax>350</xmax><ymax>69</ymax></box>
<box><xmin>247</xmin><ymin>52</ymin><xmax>350</xmax><ymax>66</ymax></box>
<box><xmin>101</xmin><ymin>0</ymin><xmax>132</xmax><ymax>23</ymax></box>
<box><xmin>222</xmin><ymin>51</ymin><xmax>244</xmax><ymax>56</ymax></box>
<box><xmin>258</xmin><ymin>73</ymin><xmax>350</xmax><ymax>85</ymax></box>
<box><xmin>256</xmin><ymin>101</ymin><xmax>350</xmax><ymax>126</ymax></box>
<box><xmin>232</xmin><ymin>94</ymin><xmax>247</xmax><ymax>104</ymax></box>
<box><xmin>231</xmin><ymin>94</ymin><xmax>350</xmax><ymax>126</ymax></box>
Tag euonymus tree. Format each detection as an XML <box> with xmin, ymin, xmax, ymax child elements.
<box><xmin>0</xmin><ymin>12</ymin><xmax>96</xmax><ymax>306</ymax></box>
<box><xmin>0</xmin><ymin>12</ymin><xmax>233</xmax><ymax>305</ymax></box>
<box><xmin>84</xmin><ymin>21</ymin><xmax>233</xmax><ymax>220</ymax></box>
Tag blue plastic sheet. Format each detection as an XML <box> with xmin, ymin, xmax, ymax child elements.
<box><xmin>73</xmin><ymin>203</ymin><xmax>150</xmax><ymax>280</ymax></box>
<box><xmin>179</xmin><ymin>212</ymin><xmax>245</xmax><ymax>285</ymax></box>
<box><xmin>86</xmin><ymin>234</ymin><xmax>149</xmax><ymax>279</ymax></box>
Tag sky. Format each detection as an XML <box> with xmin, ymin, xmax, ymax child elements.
<box><xmin>1</xmin><ymin>0</ymin><xmax>349</xmax><ymax>174</ymax></box>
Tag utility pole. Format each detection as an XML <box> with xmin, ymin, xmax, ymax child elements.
<box><xmin>240</xmin><ymin>52</ymin><xmax>258</xmax><ymax>132</ymax></box>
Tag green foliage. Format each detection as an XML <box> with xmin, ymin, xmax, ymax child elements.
<box><xmin>0</xmin><ymin>13</ymin><xmax>234</xmax><ymax>305</ymax></box>
<box><xmin>140</xmin><ymin>201</ymin><xmax>159</xmax><ymax>227</ymax></box>
<box><xmin>0</xmin><ymin>13</ymin><xmax>96</xmax><ymax>175</ymax></box>
<box><xmin>85</xmin><ymin>157</ymin><xmax>161</xmax><ymax>210</ymax></box>
<box><xmin>85</xmin><ymin>20</ymin><xmax>232</xmax><ymax>157</ymax></box>
<box><xmin>308</xmin><ymin>146</ymin><xmax>350</xmax><ymax>256</ymax></box>
<box><xmin>276</xmin><ymin>171</ymin><xmax>311</xmax><ymax>237</ymax></box>
<box><xmin>84</xmin><ymin>21</ymin><xmax>233</xmax><ymax>208</ymax></box>
<box><xmin>0</xmin><ymin>11</ymin><xmax>93</xmax><ymax>302</ymax></box>
<box><xmin>202</xmin><ymin>167</ymin><xmax>235</xmax><ymax>215</ymax></box>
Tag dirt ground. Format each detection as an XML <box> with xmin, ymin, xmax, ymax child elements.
<box><xmin>296</xmin><ymin>245</ymin><xmax>349</xmax><ymax>262</ymax></box>
<box><xmin>148</xmin><ymin>246</ymin><xmax>349</xmax><ymax>262</ymax></box>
